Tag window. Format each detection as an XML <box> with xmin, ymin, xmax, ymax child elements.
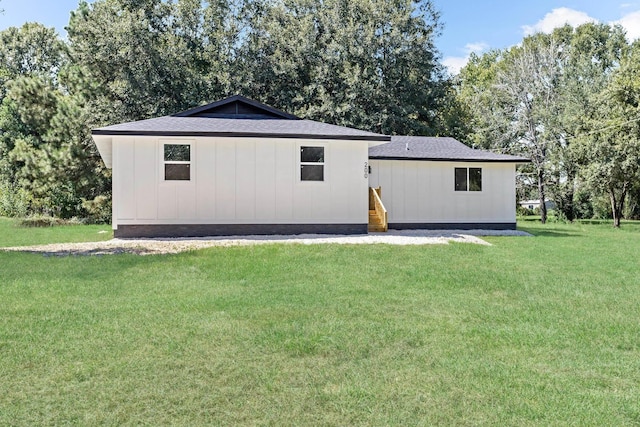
<box><xmin>300</xmin><ymin>146</ymin><xmax>324</xmax><ymax>181</ymax></box>
<box><xmin>164</xmin><ymin>144</ymin><xmax>191</xmax><ymax>181</ymax></box>
<box><xmin>455</xmin><ymin>167</ymin><xmax>482</xmax><ymax>191</ymax></box>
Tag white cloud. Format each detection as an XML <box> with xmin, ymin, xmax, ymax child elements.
<box><xmin>522</xmin><ymin>6</ymin><xmax>640</xmax><ymax>42</ymax></box>
<box><xmin>613</xmin><ymin>10</ymin><xmax>640</xmax><ymax>40</ymax></box>
<box><xmin>446</xmin><ymin>7</ymin><xmax>640</xmax><ymax>75</ymax></box>
<box><xmin>464</xmin><ymin>42</ymin><xmax>490</xmax><ymax>54</ymax></box>
<box><xmin>522</xmin><ymin>7</ymin><xmax>597</xmax><ymax>35</ymax></box>
<box><xmin>443</xmin><ymin>42</ymin><xmax>489</xmax><ymax>75</ymax></box>
<box><xmin>442</xmin><ymin>57</ymin><xmax>469</xmax><ymax>75</ymax></box>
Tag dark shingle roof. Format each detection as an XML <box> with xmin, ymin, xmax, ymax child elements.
<box><xmin>92</xmin><ymin>116</ymin><xmax>390</xmax><ymax>141</ymax></box>
<box><xmin>369</xmin><ymin>136</ymin><xmax>530</xmax><ymax>162</ymax></box>
<box><xmin>91</xmin><ymin>95</ymin><xmax>389</xmax><ymax>141</ymax></box>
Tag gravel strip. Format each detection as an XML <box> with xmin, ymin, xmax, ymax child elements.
<box><xmin>2</xmin><ymin>229</ymin><xmax>531</xmax><ymax>256</ymax></box>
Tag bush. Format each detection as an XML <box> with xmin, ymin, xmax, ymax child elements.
<box><xmin>0</xmin><ymin>181</ymin><xmax>29</xmax><ymax>217</ymax></box>
<box><xmin>516</xmin><ymin>205</ymin><xmax>534</xmax><ymax>216</ymax></box>
<box><xmin>573</xmin><ymin>190</ymin><xmax>594</xmax><ymax>220</ymax></box>
<box><xmin>19</xmin><ymin>215</ymin><xmax>82</xmax><ymax>227</ymax></box>
<box><xmin>592</xmin><ymin>195</ymin><xmax>613</xmax><ymax>220</ymax></box>
<box><xmin>81</xmin><ymin>195</ymin><xmax>112</xmax><ymax>224</ymax></box>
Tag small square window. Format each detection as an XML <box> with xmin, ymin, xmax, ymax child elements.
<box><xmin>165</xmin><ymin>164</ymin><xmax>190</xmax><ymax>180</ymax></box>
<box><xmin>455</xmin><ymin>167</ymin><xmax>482</xmax><ymax>192</ymax></box>
<box><xmin>301</xmin><ymin>146</ymin><xmax>324</xmax><ymax>163</ymax></box>
<box><xmin>164</xmin><ymin>144</ymin><xmax>190</xmax><ymax>162</ymax></box>
<box><xmin>301</xmin><ymin>165</ymin><xmax>324</xmax><ymax>181</ymax></box>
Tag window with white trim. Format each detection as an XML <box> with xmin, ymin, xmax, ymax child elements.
<box><xmin>164</xmin><ymin>144</ymin><xmax>191</xmax><ymax>181</ymax></box>
<box><xmin>300</xmin><ymin>146</ymin><xmax>324</xmax><ymax>181</ymax></box>
<box><xmin>455</xmin><ymin>167</ymin><xmax>482</xmax><ymax>191</ymax></box>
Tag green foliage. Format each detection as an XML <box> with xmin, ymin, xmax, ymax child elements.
<box><xmin>0</xmin><ymin>181</ymin><xmax>29</xmax><ymax>217</ymax></box>
<box><xmin>625</xmin><ymin>183</ymin><xmax>640</xmax><ymax>219</ymax></box>
<box><xmin>18</xmin><ymin>215</ymin><xmax>82</xmax><ymax>227</ymax></box>
<box><xmin>515</xmin><ymin>204</ymin><xmax>534</xmax><ymax>216</ymax></box>
<box><xmin>574</xmin><ymin>41</ymin><xmax>640</xmax><ymax>227</ymax></box>
<box><xmin>573</xmin><ymin>189</ymin><xmax>594</xmax><ymax>220</ymax></box>
<box><xmin>591</xmin><ymin>194</ymin><xmax>615</xmax><ymax>220</ymax></box>
<box><xmin>81</xmin><ymin>194</ymin><xmax>112</xmax><ymax>224</ymax></box>
<box><xmin>0</xmin><ymin>0</ymin><xmax>459</xmax><ymax>221</ymax></box>
<box><xmin>0</xmin><ymin>22</ymin><xmax>67</xmax><ymax>96</ymax></box>
<box><xmin>64</xmin><ymin>0</ymin><xmax>454</xmax><ymax>136</ymax></box>
<box><xmin>67</xmin><ymin>0</ymin><xmax>213</xmax><ymax>123</ymax></box>
<box><xmin>0</xmin><ymin>21</ymin><xmax>112</xmax><ymax>220</ymax></box>
<box><xmin>237</xmin><ymin>0</ymin><xmax>451</xmax><ymax>136</ymax></box>
<box><xmin>457</xmin><ymin>23</ymin><xmax>637</xmax><ymax>226</ymax></box>
<box><xmin>1</xmin><ymin>222</ymin><xmax>640</xmax><ymax>424</ymax></box>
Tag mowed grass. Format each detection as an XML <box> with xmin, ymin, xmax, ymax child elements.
<box><xmin>0</xmin><ymin>217</ymin><xmax>112</xmax><ymax>247</ymax></box>
<box><xmin>1</xmin><ymin>221</ymin><xmax>639</xmax><ymax>425</ymax></box>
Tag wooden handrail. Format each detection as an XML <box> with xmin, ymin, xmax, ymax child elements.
<box><xmin>369</xmin><ymin>187</ymin><xmax>388</xmax><ymax>232</ymax></box>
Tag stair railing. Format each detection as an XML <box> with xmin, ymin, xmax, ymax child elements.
<box><xmin>369</xmin><ymin>187</ymin><xmax>388</xmax><ymax>232</ymax></box>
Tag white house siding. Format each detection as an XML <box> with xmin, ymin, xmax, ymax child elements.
<box><xmin>110</xmin><ymin>136</ymin><xmax>371</xmax><ymax>232</ymax></box>
<box><xmin>368</xmin><ymin>160</ymin><xmax>516</xmax><ymax>226</ymax></box>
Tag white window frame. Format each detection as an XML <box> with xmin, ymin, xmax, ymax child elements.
<box><xmin>161</xmin><ymin>141</ymin><xmax>193</xmax><ymax>182</ymax></box>
<box><xmin>299</xmin><ymin>144</ymin><xmax>327</xmax><ymax>182</ymax></box>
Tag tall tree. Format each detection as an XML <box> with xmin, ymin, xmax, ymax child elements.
<box><xmin>0</xmin><ymin>22</ymin><xmax>66</xmax><ymax>98</ymax></box>
<box><xmin>576</xmin><ymin>41</ymin><xmax>640</xmax><ymax>227</ymax></box>
<box><xmin>2</xmin><ymin>0</ymin><xmax>465</xmax><ymax>219</ymax></box>
<box><xmin>0</xmin><ymin>23</ymin><xmax>68</xmax><ymax>196</ymax></box>
<box><xmin>66</xmin><ymin>0</ymin><xmax>225</xmax><ymax>124</ymax></box>
<box><xmin>492</xmin><ymin>33</ymin><xmax>565</xmax><ymax>223</ymax></box>
<box><xmin>0</xmin><ymin>23</ymin><xmax>110</xmax><ymax>218</ymax></box>
<box><xmin>548</xmin><ymin>23</ymin><xmax>627</xmax><ymax>221</ymax></box>
<box><xmin>238</xmin><ymin>0</ymin><xmax>451</xmax><ymax>136</ymax></box>
<box><xmin>457</xmin><ymin>23</ymin><xmax>630</xmax><ymax>223</ymax></box>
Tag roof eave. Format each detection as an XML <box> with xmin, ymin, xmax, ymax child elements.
<box><xmin>91</xmin><ymin>129</ymin><xmax>391</xmax><ymax>142</ymax></box>
<box><xmin>368</xmin><ymin>156</ymin><xmax>531</xmax><ymax>163</ymax></box>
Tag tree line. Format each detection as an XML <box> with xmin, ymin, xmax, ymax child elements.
<box><xmin>456</xmin><ymin>23</ymin><xmax>640</xmax><ymax>227</ymax></box>
<box><xmin>0</xmin><ymin>0</ymin><xmax>460</xmax><ymax>221</ymax></box>
<box><xmin>0</xmin><ymin>0</ymin><xmax>639</xmax><ymax>226</ymax></box>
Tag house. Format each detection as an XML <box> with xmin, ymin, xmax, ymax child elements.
<box><xmin>92</xmin><ymin>95</ymin><xmax>528</xmax><ymax>238</ymax></box>
<box><xmin>368</xmin><ymin>136</ymin><xmax>529</xmax><ymax>230</ymax></box>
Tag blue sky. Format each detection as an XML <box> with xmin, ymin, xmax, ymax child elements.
<box><xmin>438</xmin><ymin>0</ymin><xmax>640</xmax><ymax>73</ymax></box>
<box><xmin>1</xmin><ymin>0</ymin><xmax>639</xmax><ymax>74</ymax></box>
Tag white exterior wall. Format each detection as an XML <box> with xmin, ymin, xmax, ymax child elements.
<box><xmin>368</xmin><ymin>160</ymin><xmax>516</xmax><ymax>224</ymax></box>
<box><xmin>110</xmin><ymin>136</ymin><xmax>371</xmax><ymax>229</ymax></box>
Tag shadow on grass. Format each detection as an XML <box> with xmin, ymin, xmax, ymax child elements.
<box><xmin>521</xmin><ymin>229</ymin><xmax>578</xmax><ymax>237</ymax></box>
<box><xmin>10</xmin><ymin>246</ymin><xmax>155</xmax><ymax>257</ymax></box>
<box><xmin>516</xmin><ymin>225</ymin><xmax>582</xmax><ymax>238</ymax></box>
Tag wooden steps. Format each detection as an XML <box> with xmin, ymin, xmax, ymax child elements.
<box><xmin>368</xmin><ymin>187</ymin><xmax>388</xmax><ymax>232</ymax></box>
<box><xmin>368</xmin><ymin>209</ymin><xmax>386</xmax><ymax>232</ymax></box>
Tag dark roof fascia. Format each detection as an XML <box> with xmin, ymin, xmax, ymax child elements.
<box><xmin>91</xmin><ymin>129</ymin><xmax>391</xmax><ymax>141</ymax></box>
<box><xmin>369</xmin><ymin>156</ymin><xmax>531</xmax><ymax>163</ymax></box>
<box><xmin>172</xmin><ymin>95</ymin><xmax>301</xmax><ymax>120</ymax></box>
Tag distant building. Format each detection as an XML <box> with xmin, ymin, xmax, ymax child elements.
<box><xmin>519</xmin><ymin>199</ymin><xmax>556</xmax><ymax>211</ymax></box>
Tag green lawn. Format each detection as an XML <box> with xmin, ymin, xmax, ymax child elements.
<box><xmin>1</xmin><ymin>220</ymin><xmax>639</xmax><ymax>425</ymax></box>
<box><xmin>0</xmin><ymin>217</ymin><xmax>112</xmax><ymax>247</ymax></box>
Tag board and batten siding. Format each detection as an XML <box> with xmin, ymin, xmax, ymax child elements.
<box><xmin>368</xmin><ymin>160</ymin><xmax>516</xmax><ymax>224</ymax></box>
<box><xmin>110</xmin><ymin>136</ymin><xmax>370</xmax><ymax>230</ymax></box>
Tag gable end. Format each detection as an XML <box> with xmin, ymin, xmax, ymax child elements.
<box><xmin>173</xmin><ymin>95</ymin><xmax>300</xmax><ymax>120</ymax></box>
